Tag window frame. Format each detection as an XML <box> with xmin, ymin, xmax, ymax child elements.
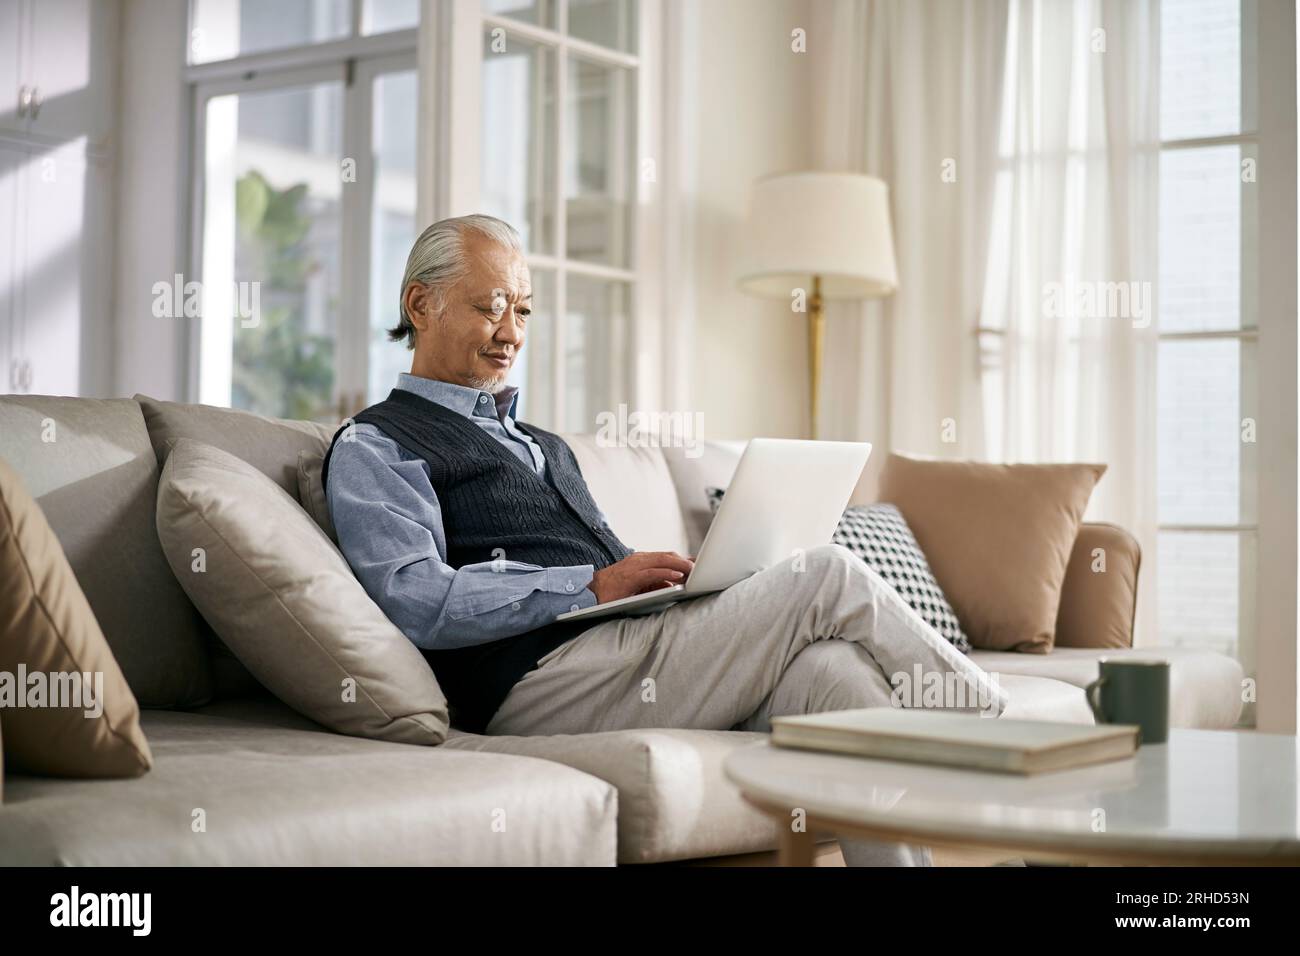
<box><xmin>1153</xmin><ymin>0</ymin><xmax>1259</xmax><ymax>667</ymax></box>
<box><xmin>183</xmin><ymin>8</ymin><xmax>420</xmax><ymax>416</ymax></box>
<box><xmin>424</xmin><ymin>0</ymin><xmax>671</xmax><ymax>432</ymax></box>
<box><xmin>482</xmin><ymin>5</ymin><xmax>639</xmax><ymax>430</ymax></box>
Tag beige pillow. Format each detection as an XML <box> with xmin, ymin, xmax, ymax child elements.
<box><xmin>0</xmin><ymin>457</ymin><xmax>152</xmax><ymax>777</ymax></box>
<box><xmin>135</xmin><ymin>395</ymin><xmax>342</xmax><ymax>701</ymax></box>
<box><xmin>296</xmin><ymin>451</ymin><xmax>337</xmax><ymax>542</ymax></box>
<box><xmin>877</xmin><ymin>453</ymin><xmax>1106</xmax><ymax>653</ymax></box>
<box><xmin>135</xmin><ymin>394</ymin><xmax>335</xmax><ymax>501</ymax></box>
<box><xmin>155</xmin><ymin>439</ymin><xmax>449</xmax><ymax>744</ymax></box>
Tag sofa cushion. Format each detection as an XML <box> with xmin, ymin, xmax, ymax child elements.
<box><xmin>135</xmin><ymin>394</ymin><xmax>335</xmax><ymax>501</ymax></box>
<box><xmin>0</xmin><ymin>458</ymin><xmax>153</xmax><ymax>778</ymax></box>
<box><xmin>562</xmin><ymin>435</ymin><xmax>692</xmax><ymax>555</ymax></box>
<box><xmin>155</xmin><ymin>439</ymin><xmax>449</xmax><ymax>745</ymax></box>
<box><xmin>996</xmin><ymin>674</ymin><xmax>1093</xmax><ymax>724</ymax></box>
<box><xmin>0</xmin><ymin>396</ymin><xmax>211</xmax><ymax>708</ymax></box>
<box><xmin>0</xmin><ymin>699</ymin><xmax>616</xmax><ymax>865</ymax></box>
<box><xmin>878</xmin><ymin>454</ymin><xmax>1105</xmax><ymax>654</ymax></box>
<box><xmin>444</xmin><ymin>726</ymin><xmax>779</xmax><ymax>863</ymax></box>
<box><xmin>970</xmin><ymin>647</ymin><xmax>1244</xmax><ymax>729</ymax></box>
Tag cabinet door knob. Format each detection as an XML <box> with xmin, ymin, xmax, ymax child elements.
<box><xmin>29</xmin><ymin>87</ymin><xmax>41</xmax><ymax>120</ymax></box>
<box><xmin>17</xmin><ymin>85</ymin><xmax>31</xmax><ymax>118</ymax></box>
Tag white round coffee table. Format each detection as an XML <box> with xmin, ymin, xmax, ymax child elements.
<box><xmin>723</xmin><ymin>727</ymin><xmax>1300</xmax><ymax>866</ymax></box>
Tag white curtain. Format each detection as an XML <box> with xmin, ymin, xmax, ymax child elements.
<box><xmin>813</xmin><ymin>0</ymin><xmax>1010</xmax><ymax>496</ymax></box>
<box><xmin>983</xmin><ymin>0</ymin><xmax>1161</xmax><ymax>642</ymax></box>
<box><xmin>817</xmin><ymin>0</ymin><xmax>1161</xmax><ymax>643</ymax></box>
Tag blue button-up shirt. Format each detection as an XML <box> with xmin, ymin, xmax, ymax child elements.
<box><xmin>327</xmin><ymin>373</ymin><xmax>601</xmax><ymax>651</ymax></box>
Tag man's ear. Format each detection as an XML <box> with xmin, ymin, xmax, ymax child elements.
<box><xmin>405</xmin><ymin>282</ymin><xmax>433</xmax><ymax>333</ymax></box>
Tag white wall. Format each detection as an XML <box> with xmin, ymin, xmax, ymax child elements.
<box><xmin>687</xmin><ymin>0</ymin><xmax>815</xmax><ymax>440</ymax></box>
<box><xmin>112</xmin><ymin>0</ymin><xmax>189</xmax><ymax>400</ymax></box>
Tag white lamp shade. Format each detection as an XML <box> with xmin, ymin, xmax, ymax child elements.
<box><xmin>737</xmin><ymin>172</ymin><xmax>899</xmax><ymax>300</ymax></box>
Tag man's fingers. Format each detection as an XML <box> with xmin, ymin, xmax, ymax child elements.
<box><xmin>632</xmin><ymin>568</ymin><xmax>685</xmax><ymax>592</ymax></box>
<box><xmin>631</xmin><ymin>551</ymin><xmax>694</xmax><ymax>574</ymax></box>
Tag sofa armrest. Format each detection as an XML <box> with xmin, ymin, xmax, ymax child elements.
<box><xmin>1053</xmin><ymin>522</ymin><xmax>1140</xmax><ymax>649</ymax></box>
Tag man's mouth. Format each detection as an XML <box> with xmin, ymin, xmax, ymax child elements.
<box><xmin>483</xmin><ymin>352</ymin><xmax>512</xmax><ymax>369</ymax></box>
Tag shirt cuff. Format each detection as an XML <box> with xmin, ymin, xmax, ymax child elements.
<box><xmin>545</xmin><ymin>564</ymin><xmax>594</xmax><ymax>596</ymax></box>
<box><xmin>546</xmin><ymin>565</ymin><xmax>597</xmax><ymax>613</ymax></box>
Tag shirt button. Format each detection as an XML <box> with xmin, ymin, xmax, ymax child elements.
<box><xmin>565</xmin><ymin>582</ymin><xmax>575</xmax><ymax>592</ymax></box>
<box><xmin>478</xmin><ymin>394</ymin><xmax>489</xmax><ymax>404</ymax></box>
<box><xmin>511</xmin><ymin>602</ymin><xmax>521</xmax><ymax>611</ymax></box>
<box><xmin>570</xmin><ymin>604</ymin><xmax>580</xmax><ymax>613</ymax></box>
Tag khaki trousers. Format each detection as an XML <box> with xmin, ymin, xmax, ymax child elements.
<box><xmin>486</xmin><ymin>544</ymin><xmax>1008</xmax><ymax>866</ymax></box>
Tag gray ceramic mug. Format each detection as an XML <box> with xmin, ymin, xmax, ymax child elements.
<box><xmin>1085</xmin><ymin>658</ymin><xmax>1170</xmax><ymax>744</ymax></box>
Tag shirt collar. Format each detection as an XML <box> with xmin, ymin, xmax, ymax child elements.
<box><xmin>396</xmin><ymin>373</ymin><xmax>519</xmax><ymax>424</ymax></box>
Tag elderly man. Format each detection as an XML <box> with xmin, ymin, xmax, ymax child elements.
<box><xmin>323</xmin><ymin>214</ymin><xmax>1006</xmax><ymax>867</ymax></box>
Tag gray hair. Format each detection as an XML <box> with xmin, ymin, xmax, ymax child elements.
<box><xmin>389</xmin><ymin>214</ymin><xmax>523</xmax><ymax>348</ymax></box>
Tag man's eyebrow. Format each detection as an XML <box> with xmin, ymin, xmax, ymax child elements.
<box><xmin>474</xmin><ymin>288</ymin><xmax>531</xmax><ymax>300</ymax></box>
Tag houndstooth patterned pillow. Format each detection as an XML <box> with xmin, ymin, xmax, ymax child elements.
<box><xmin>705</xmin><ymin>488</ymin><xmax>971</xmax><ymax>653</ymax></box>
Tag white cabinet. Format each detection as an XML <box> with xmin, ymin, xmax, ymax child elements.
<box><xmin>0</xmin><ymin>0</ymin><xmax>22</xmax><ymax>133</ymax></box>
<box><xmin>0</xmin><ymin>0</ymin><xmax>116</xmax><ymax>397</ymax></box>
<box><xmin>2</xmin><ymin>0</ymin><xmax>116</xmax><ymax>146</ymax></box>
<box><xmin>0</xmin><ymin>141</ymin><xmax>20</xmax><ymax>391</ymax></box>
<box><xmin>21</xmin><ymin>144</ymin><xmax>90</xmax><ymax>397</ymax></box>
<box><xmin>28</xmin><ymin>0</ymin><xmax>117</xmax><ymax>146</ymax></box>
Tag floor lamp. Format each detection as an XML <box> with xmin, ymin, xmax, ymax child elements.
<box><xmin>737</xmin><ymin>172</ymin><xmax>899</xmax><ymax>439</ymax></box>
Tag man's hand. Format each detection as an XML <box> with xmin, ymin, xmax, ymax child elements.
<box><xmin>590</xmin><ymin>551</ymin><xmax>695</xmax><ymax>605</ymax></box>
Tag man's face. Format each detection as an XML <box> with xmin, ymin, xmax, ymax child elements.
<box><xmin>408</xmin><ymin>232</ymin><xmax>531</xmax><ymax>393</ymax></box>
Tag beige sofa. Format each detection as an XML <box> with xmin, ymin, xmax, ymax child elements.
<box><xmin>0</xmin><ymin>394</ymin><xmax>1245</xmax><ymax>865</ymax></box>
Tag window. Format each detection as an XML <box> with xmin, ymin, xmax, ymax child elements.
<box><xmin>188</xmin><ymin>0</ymin><xmax>419</xmax><ymax>420</ymax></box>
<box><xmin>977</xmin><ymin>0</ymin><xmax>1270</xmax><ymax>705</ymax></box>
<box><xmin>477</xmin><ymin>0</ymin><xmax>639</xmax><ymax>430</ymax></box>
<box><xmin>1155</xmin><ymin>0</ymin><xmax>1259</xmax><ymax>669</ymax></box>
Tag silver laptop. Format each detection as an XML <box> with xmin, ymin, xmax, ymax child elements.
<box><xmin>556</xmin><ymin>438</ymin><xmax>872</xmax><ymax>623</ymax></box>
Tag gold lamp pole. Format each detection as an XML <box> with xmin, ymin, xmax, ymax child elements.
<box><xmin>808</xmin><ymin>274</ymin><xmax>824</xmax><ymax>439</ymax></box>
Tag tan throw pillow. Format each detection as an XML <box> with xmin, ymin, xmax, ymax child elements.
<box><xmin>877</xmin><ymin>453</ymin><xmax>1106</xmax><ymax>653</ymax></box>
<box><xmin>155</xmin><ymin>439</ymin><xmax>448</xmax><ymax>744</ymax></box>
<box><xmin>0</xmin><ymin>458</ymin><xmax>152</xmax><ymax>778</ymax></box>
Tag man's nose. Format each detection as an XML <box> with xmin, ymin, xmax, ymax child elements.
<box><xmin>495</xmin><ymin>311</ymin><xmax>525</xmax><ymax>345</ymax></box>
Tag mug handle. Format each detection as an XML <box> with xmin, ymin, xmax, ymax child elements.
<box><xmin>1085</xmin><ymin>675</ymin><xmax>1108</xmax><ymax>724</ymax></box>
